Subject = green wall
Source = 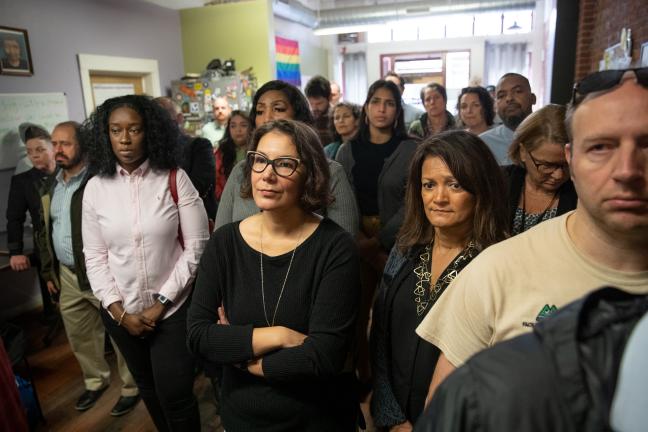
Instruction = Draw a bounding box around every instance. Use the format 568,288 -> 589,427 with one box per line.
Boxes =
180,0 -> 273,84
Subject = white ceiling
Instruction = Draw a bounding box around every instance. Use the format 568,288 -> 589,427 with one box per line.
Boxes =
140,0 -> 435,11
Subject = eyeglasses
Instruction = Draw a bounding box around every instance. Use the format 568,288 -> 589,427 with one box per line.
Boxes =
570,67 -> 648,106
246,151 -> 301,178
527,151 -> 569,176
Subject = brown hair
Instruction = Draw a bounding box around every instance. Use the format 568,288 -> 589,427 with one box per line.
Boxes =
508,104 -> 568,165
240,119 -> 333,212
398,130 -> 509,252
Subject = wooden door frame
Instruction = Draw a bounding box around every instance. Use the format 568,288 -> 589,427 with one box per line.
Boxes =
77,53 -> 161,117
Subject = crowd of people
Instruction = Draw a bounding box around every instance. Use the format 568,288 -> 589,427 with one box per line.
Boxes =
4,66 -> 648,431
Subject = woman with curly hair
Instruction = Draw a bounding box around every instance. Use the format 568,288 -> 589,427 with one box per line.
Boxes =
188,119 -> 360,431
81,94 -> 209,431
214,110 -> 251,201
456,86 -> 494,136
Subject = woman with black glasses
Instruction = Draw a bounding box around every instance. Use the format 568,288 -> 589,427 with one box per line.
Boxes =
188,120 -> 360,431
504,104 -> 577,235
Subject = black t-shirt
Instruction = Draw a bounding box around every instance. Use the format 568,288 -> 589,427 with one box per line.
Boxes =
188,218 -> 361,431
351,136 -> 400,216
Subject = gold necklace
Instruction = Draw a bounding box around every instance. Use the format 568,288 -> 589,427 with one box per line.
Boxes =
259,221 -> 304,327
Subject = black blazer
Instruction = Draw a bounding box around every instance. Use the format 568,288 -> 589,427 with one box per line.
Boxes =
503,164 -> 578,230
6,167 -> 55,255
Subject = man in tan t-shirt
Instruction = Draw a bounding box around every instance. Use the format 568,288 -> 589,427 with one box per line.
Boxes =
416,70 -> 648,404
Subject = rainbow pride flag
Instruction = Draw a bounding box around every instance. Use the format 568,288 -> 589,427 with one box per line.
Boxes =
275,36 -> 301,86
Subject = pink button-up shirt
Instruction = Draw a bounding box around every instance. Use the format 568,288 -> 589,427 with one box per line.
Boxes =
82,161 -> 209,319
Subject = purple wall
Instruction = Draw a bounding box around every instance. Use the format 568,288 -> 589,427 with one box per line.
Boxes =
0,0 -> 185,121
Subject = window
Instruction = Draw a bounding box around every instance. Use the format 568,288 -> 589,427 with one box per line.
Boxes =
503,10 -> 533,34
474,12 -> 503,36
444,14 -> 474,38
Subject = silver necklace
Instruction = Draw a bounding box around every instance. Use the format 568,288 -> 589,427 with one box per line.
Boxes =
259,221 -> 303,327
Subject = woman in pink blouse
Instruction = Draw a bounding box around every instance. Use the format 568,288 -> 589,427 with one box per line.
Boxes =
81,95 -> 209,431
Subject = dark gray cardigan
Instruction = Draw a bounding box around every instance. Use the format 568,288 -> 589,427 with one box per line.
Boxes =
336,138 -> 418,251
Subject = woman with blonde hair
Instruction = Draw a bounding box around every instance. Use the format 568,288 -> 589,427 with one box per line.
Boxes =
505,104 -> 577,235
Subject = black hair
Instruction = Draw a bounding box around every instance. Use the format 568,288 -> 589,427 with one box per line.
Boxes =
354,79 -> 407,144
249,80 -> 314,127
305,75 -> 332,100
82,94 -> 180,176
420,83 -> 447,104
498,73 -> 531,91
218,110 -> 251,177
456,86 -> 495,127
24,125 -> 50,142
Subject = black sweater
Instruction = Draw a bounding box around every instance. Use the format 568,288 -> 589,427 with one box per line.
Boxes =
187,218 -> 361,431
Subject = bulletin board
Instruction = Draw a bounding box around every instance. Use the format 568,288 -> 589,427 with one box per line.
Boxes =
0,92 -> 69,171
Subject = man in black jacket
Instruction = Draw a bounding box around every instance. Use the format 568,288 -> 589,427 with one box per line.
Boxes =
415,287 -> 648,432
155,96 -> 216,219
5,123 -> 57,319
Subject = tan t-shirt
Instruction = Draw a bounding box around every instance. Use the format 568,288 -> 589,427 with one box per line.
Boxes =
416,211 -> 648,367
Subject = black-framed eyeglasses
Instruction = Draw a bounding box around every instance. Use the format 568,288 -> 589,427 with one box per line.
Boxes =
246,151 -> 301,178
570,67 -> 648,107
527,151 -> 569,176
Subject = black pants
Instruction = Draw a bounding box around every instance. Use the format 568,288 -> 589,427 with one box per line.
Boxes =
101,301 -> 200,432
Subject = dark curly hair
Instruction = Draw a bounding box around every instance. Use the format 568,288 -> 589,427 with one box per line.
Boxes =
218,110 -> 251,177
398,130 -> 509,252
83,95 -> 181,176
249,80 -> 314,128
456,86 -> 495,127
240,119 -> 333,212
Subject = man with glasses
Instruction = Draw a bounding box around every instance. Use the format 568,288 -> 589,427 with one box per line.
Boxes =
480,73 -> 536,164
415,68 -> 648,407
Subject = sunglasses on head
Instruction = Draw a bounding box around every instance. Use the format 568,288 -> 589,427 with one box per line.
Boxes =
571,67 -> 648,106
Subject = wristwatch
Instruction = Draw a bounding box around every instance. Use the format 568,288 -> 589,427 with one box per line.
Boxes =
156,294 -> 173,307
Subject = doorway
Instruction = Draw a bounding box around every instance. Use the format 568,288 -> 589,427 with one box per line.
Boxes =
78,54 -> 161,117
90,73 -> 144,108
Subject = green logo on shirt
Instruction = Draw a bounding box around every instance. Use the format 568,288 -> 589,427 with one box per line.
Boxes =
522,304 -> 558,327
536,304 -> 558,321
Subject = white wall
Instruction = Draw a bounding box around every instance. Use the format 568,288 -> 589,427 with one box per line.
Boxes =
272,16 -> 330,85
327,0 -> 548,107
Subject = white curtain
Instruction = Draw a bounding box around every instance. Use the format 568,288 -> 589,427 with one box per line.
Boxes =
484,42 -> 529,87
343,52 -> 368,105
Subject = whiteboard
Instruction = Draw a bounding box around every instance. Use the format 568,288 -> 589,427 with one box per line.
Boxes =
0,92 -> 69,171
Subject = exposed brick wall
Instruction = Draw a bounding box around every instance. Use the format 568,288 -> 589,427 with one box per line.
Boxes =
574,0 -> 648,80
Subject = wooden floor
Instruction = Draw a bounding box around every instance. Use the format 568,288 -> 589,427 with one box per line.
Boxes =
14,309 -> 375,432
13,310 -> 222,432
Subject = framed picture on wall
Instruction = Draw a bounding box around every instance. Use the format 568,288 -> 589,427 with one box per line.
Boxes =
0,26 -> 33,76
641,42 -> 648,67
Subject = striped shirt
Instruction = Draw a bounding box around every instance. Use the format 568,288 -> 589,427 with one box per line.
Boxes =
51,167 -> 87,267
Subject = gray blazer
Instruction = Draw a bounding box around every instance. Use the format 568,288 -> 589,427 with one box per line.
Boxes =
214,159 -> 359,236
